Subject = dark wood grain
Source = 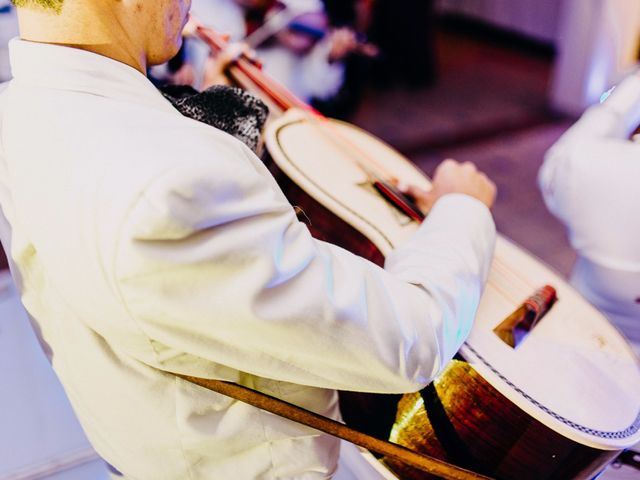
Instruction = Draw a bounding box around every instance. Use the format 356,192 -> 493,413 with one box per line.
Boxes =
267,159 -> 386,268
386,361 -> 619,480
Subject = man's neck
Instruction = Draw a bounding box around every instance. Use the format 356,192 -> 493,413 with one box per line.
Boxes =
16,4 -> 147,74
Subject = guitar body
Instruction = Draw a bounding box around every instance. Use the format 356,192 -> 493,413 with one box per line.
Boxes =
263,109 -> 640,479
387,361 -> 620,479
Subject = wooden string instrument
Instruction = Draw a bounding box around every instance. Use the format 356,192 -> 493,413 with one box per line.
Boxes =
193,24 -> 640,480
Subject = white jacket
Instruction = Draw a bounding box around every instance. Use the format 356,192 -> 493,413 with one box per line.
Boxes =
539,72 -> 640,347
0,39 -> 495,479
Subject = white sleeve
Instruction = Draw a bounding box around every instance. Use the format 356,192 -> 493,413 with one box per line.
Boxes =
115,143 -> 495,394
298,37 -> 345,100
538,72 -> 640,267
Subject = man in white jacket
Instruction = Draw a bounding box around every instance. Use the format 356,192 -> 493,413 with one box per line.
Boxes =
539,72 -> 640,355
0,1 -> 496,478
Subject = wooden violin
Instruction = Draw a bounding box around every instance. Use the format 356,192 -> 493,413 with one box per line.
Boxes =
193,24 -> 640,480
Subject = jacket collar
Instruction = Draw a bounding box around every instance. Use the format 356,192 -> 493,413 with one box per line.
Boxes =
9,38 -> 177,114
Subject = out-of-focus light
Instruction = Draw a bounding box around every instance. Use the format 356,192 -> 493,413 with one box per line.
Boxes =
600,86 -> 616,103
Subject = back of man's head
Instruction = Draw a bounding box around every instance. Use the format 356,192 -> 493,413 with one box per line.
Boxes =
11,1 -> 64,12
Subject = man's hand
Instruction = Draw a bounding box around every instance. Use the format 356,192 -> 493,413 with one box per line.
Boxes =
327,28 -> 359,63
398,159 -> 497,212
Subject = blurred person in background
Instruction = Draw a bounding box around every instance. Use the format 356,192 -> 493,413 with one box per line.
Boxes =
315,0 -> 376,117
159,0 -> 361,110
539,71 -> 640,355
0,0 -> 19,83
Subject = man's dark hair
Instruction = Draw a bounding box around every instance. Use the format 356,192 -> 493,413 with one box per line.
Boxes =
11,0 -> 64,11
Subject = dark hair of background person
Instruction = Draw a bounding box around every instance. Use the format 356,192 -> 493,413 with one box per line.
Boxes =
368,0 -> 437,88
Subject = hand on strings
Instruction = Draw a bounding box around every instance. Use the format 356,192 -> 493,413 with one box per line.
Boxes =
327,28 -> 360,63
398,159 -> 497,212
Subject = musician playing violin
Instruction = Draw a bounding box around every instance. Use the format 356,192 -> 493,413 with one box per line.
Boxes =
0,0 -> 496,478
169,0 -> 363,104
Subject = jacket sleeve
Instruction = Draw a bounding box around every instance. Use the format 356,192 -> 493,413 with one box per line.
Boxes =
114,138 -> 495,394
538,72 -> 640,267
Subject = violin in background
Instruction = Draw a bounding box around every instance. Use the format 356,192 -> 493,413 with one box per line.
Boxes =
172,0 -> 376,117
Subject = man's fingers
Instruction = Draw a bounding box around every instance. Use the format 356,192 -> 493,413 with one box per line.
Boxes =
395,182 -> 435,213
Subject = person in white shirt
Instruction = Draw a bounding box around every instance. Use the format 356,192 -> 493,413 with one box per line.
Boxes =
169,0 -> 357,102
539,71 -> 640,355
0,1 -> 496,478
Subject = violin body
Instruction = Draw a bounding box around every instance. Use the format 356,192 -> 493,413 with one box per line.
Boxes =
263,110 -> 640,480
